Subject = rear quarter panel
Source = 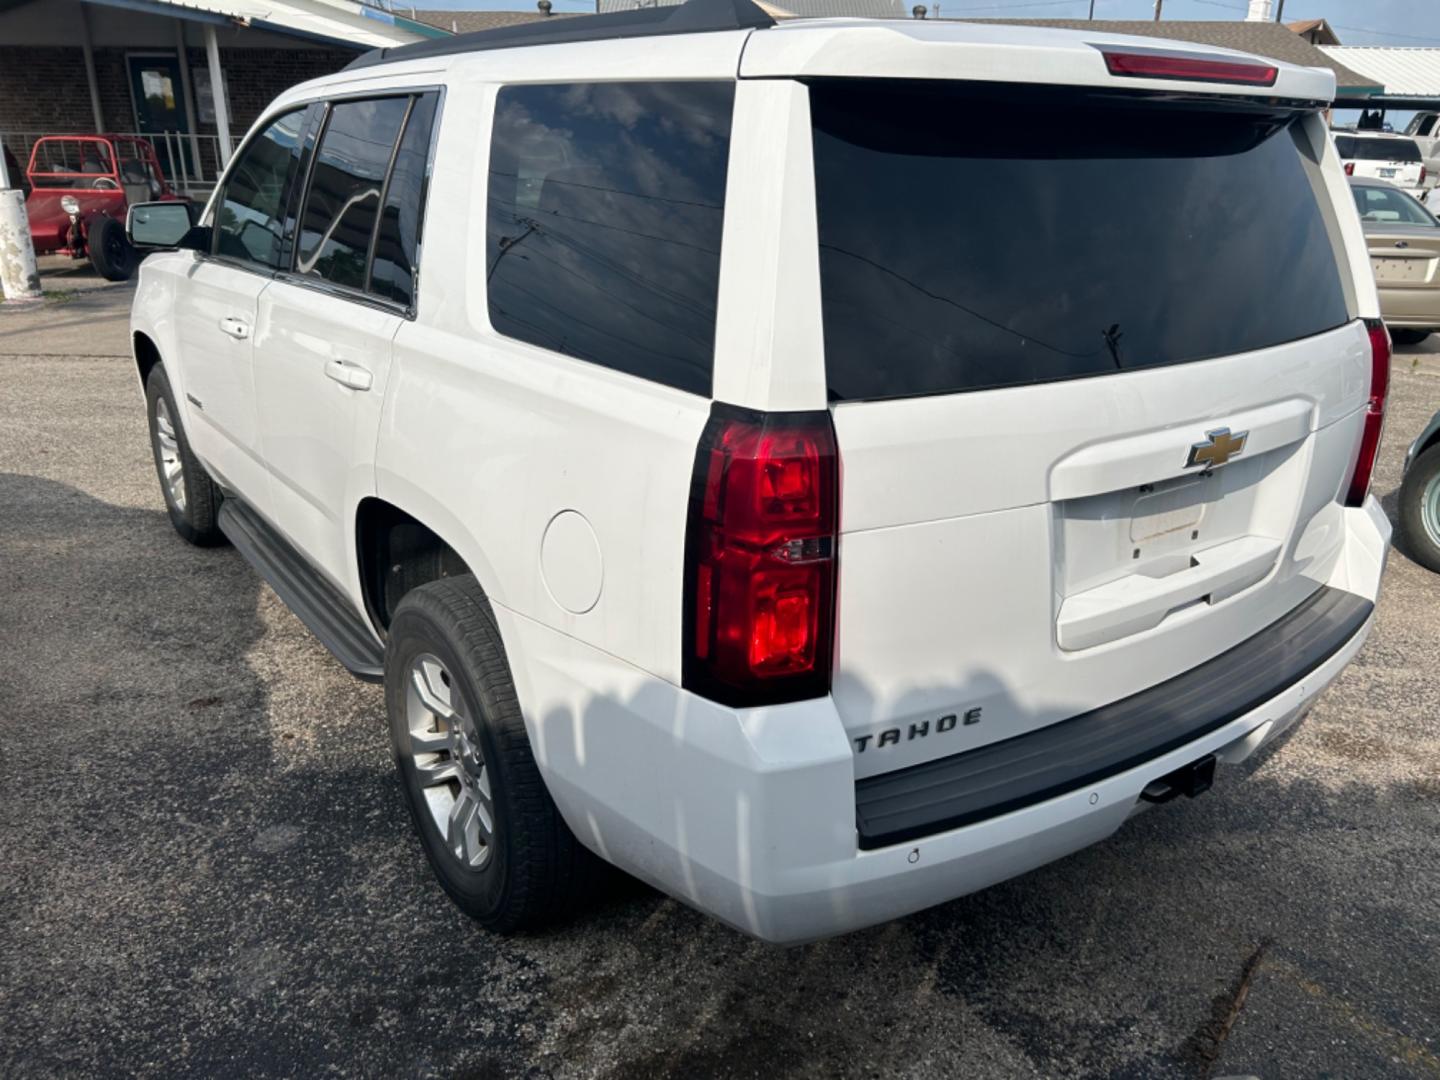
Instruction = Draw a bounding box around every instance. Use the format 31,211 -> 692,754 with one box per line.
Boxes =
376,58 -> 744,685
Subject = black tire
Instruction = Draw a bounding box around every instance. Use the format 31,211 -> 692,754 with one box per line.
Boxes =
87,214 -> 136,281
385,575 -> 602,932
1390,329 -> 1431,346
1399,444 -> 1440,574
145,364 -> 226,546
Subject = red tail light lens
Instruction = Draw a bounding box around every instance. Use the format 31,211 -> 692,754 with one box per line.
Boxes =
684,406 -> 838,706
1100,48 -> 1278,87
1345,319 -> 1391,507
1344,161 -> 1356,176
1422,166 -> 1429,186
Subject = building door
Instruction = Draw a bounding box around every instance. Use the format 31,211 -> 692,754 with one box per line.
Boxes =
126,54 -> 193,181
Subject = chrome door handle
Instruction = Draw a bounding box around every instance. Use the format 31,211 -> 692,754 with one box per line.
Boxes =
218,316 -> 250,341
324,359 -> 373,392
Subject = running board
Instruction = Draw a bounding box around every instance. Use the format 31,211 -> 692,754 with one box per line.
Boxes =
218,500 -> 385,682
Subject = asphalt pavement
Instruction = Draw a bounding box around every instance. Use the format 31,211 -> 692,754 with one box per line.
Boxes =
1,267 -> 1438,1078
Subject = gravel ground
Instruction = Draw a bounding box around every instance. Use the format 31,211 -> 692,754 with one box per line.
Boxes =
1,276 -> 1438,1079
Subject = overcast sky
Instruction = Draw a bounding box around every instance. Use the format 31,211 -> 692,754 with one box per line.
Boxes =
411,0 -> 1439,43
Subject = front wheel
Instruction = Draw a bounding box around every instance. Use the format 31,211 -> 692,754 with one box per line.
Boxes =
385,575 -> 602,932
1390,329 -> 1431,347
145,363 -> 225,546
87,214 -> 136,281
1399,444 -> 1440,574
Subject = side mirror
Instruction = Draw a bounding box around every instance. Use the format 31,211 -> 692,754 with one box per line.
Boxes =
127,201 -> 205,251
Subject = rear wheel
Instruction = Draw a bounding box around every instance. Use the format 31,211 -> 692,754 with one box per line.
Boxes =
1390,329 -> 1431,346
385,575 -> 601,932
145,363 -> 225,546
87,214 -> 135,281
1399,444 -> 1440,573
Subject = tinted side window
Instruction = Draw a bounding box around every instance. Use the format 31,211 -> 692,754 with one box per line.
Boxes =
370,92 -> 439,307
215,109 -> 306,268
297,97 -> 409,289
486,81 -> 734,396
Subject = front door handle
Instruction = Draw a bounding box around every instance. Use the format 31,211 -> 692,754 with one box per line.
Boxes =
324,359 -> 373,392
218,316 -> 250,341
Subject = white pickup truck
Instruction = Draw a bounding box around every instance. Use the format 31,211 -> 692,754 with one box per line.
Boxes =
1403,112 -> 1440,194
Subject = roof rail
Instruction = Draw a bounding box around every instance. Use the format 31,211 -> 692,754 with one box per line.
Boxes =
344,0 -> 775,71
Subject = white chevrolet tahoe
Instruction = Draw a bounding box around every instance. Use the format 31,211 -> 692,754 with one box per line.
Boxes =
125,0 -> 1393,944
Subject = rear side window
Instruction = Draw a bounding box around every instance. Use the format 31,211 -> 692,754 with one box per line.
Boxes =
215,109 -> 306,268
1336,136 -> 1423,162
297,97 -> 410,289
370,94 -> 439,306
811,82 -> 1350,401
486,81 -> 735,397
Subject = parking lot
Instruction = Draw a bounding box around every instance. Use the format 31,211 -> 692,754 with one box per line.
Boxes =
1,271 -> 1438,1079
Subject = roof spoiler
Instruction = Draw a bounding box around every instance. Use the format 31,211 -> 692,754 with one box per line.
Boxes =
344,0 -> 776,71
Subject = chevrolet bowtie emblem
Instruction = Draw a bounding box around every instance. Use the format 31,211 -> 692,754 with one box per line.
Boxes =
1186,427 -> 1248,469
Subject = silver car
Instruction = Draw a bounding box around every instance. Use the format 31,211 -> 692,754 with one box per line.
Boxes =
1401,412 -> 1440,573
1350,178 -> 1440,346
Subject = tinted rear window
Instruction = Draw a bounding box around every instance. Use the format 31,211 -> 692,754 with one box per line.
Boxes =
812,82 -> 1350,401
1335,135 -> 1422,162
486,81 -> 734,397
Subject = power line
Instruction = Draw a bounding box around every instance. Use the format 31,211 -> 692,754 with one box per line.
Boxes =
942,0 -> 1089,12
1298,21 -> 1440,45
1192,0 -> 1440,44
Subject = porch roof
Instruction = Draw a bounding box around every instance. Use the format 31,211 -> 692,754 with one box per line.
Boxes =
66,0 -> 444,49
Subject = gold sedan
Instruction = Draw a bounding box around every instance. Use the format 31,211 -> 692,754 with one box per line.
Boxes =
1351,179 -> 1440,346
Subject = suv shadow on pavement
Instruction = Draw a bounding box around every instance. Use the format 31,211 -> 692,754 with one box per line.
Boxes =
2,472 -> 1435,1079
0,472 -> 386,1075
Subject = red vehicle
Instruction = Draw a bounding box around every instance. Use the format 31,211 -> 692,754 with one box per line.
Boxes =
25,135 -> 185,281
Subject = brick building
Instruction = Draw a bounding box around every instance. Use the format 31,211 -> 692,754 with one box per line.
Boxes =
0,0 -> 443,192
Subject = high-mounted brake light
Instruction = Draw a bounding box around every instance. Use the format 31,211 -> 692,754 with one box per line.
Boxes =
1345,319 -> 1391,508
1100,48 -> 1279,87
683,406 -> 839,707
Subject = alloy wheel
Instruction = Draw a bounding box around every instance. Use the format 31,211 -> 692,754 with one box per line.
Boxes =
1423,473 -> 1440,548
153,397 -> 186,512
405,653 -> 495,870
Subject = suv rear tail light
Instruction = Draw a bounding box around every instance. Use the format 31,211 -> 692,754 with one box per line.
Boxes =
1422,165 -> 1429,186
1099,48 -> 1278,87
683,406 -> 839,707
1344,161 -> 1356,176
1345,319 -> 1391,507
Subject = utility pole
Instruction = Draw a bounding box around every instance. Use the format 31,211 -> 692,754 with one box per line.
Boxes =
1153,0 -> 1163,20
0,136 -> 42,303
1088,0 -> 1095,17
1274,0 -> 1285,21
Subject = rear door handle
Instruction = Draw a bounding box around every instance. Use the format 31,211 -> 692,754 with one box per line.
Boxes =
324,359 -> 373,392
218,316 -> 250,341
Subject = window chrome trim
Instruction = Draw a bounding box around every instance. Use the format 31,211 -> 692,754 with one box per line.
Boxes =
407,86 -> 447,320
270,270 -> 413,318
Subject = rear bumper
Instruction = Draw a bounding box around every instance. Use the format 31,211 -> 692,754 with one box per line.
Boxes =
855,583 -> 1371,850
1377,284 -> 1440,329
502,498 -> 1390,944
